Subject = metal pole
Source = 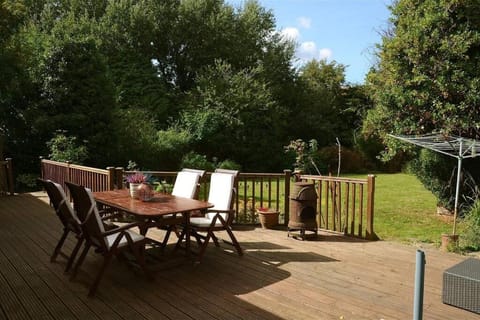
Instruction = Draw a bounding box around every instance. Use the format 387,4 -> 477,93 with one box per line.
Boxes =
452,139 -> 463,235
413,250 -> 425,320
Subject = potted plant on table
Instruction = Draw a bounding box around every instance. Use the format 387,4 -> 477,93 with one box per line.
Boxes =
126,172 -> 148,199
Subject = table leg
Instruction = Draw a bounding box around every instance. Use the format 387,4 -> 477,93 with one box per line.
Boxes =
183,212 -> 190,257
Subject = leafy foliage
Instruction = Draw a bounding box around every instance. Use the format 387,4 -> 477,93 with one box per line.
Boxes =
181,152 -> 215,172
217,159 -> 241,171
405,149 -> 456,208
460,200 -> 480,251
365,0 -> 480,145
180,59 -> 284,171
1,0 -> 372,176
284,139 -> 319,174
47,132 -> 88,164
364,0 -> 480,206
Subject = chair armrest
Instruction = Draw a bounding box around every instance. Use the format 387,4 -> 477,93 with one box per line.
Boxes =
207,209 -> 231,214
101,221 -> 141,236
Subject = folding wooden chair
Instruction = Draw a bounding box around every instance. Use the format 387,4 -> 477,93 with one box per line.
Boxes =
177,169 -> 243,263
38,178 -> 83,272
171,169 -> 205,199
65,181 -> 151,296
159,169 -> 206,248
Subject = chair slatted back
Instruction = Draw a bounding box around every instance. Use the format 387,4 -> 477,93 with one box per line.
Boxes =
66,182 -> 108,250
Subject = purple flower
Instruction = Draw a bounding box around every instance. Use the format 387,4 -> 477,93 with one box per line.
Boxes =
126,172 -> 147,184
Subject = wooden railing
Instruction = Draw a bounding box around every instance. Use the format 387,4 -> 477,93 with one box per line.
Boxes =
298,174 -> 378,240
40,159 -> 376,240
0,158 -> 14,195
40,159 -> 121,193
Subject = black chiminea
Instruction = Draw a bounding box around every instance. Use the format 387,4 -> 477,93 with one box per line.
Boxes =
288,182 -> 318,240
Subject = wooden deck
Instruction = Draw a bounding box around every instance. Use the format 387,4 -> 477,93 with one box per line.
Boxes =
0,193 -> 478,320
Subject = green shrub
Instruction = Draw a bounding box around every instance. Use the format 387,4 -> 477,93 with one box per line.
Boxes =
317,145 -> 370,174
16,173 -> 39,192
460,201 -> 480,251
181,152 -> 215,172
284,139 -> 320,174
47,132 -> 88,164
406,149 -> 480,215
406,149 -> 456,210
154,128 -> 193,170
217,159 -> 241,171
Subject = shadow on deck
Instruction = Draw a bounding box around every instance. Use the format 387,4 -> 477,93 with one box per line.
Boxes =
0,193 -> 478,320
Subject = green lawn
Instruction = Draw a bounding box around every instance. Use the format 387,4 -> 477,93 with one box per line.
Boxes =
367,173 -> 453,244
233,172 -> 454,245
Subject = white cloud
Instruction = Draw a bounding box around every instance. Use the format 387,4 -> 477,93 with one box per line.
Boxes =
298,17 -> 311,29
298,41 -> 317,57
319,48 -> 333,60
280,27 -> 300,41
298,41 -> 318,60
297,42 -> 333,62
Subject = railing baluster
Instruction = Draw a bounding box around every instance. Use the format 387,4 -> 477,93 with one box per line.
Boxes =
359,184 -> 364,237
326,180 -> 330,230
344,182 -> 349,235
243,178 -> 248,222
350,183 -> 357,236
259,176 -> 264,209
317,180 -> 322,229
251,177 -> 256,221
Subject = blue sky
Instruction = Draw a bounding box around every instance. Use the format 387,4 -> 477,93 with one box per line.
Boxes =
227,0 -> 393,84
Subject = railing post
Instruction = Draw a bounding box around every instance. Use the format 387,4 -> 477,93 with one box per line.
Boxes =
115,167 -> 124,189
106,167 -> 115,190
66,161 -> 72,187
284,169 -> 291,226
39,156 -> 45,180
366,174 -> 378,240
6,158 -> 14,195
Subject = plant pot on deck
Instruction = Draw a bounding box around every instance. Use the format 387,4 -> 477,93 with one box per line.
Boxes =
257,209 -> 279,229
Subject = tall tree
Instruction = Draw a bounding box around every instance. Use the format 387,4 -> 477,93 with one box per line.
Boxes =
364,0 -> 480,158
0,0 -> 25,138
180,60 -> 283,171
19,4 -> 117,167
294,60 -> 350,146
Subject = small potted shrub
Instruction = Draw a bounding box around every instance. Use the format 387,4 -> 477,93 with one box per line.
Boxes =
126,172 -> 147,199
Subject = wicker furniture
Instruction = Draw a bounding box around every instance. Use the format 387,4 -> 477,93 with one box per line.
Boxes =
443,258 -> 480,314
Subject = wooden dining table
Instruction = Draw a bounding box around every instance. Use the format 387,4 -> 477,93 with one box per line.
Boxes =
93,189 -> 213,257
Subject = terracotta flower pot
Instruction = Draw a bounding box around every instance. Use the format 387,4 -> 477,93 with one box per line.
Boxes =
257,209 -> 279,229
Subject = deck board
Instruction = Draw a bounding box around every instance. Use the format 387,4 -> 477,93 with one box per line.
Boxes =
0,193 -> 479,320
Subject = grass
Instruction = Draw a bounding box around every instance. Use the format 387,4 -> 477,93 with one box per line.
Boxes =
233,172 -> 453,245
364,173 -> 453,245
200,171 -> 454,245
